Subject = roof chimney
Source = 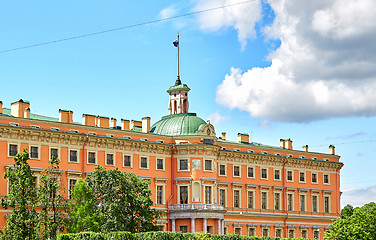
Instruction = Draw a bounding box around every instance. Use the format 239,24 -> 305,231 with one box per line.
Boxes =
221,132 -> 226,140
0,101 -> 3,114
110,118 -> 117,128
131,120 -> 142,131
121,119 -> 130,131
82,114 -> 96,126
97,116 -> 109,128
237,133 -> 249,144
24,107 -> 30,118
280,139 -> 286,148
142,117 -> 151,133
303,145 -> 308,152
59,109 -> 73,123
286,138 -> 293,150
329,145 -> 335,155
11,99 -> 30,118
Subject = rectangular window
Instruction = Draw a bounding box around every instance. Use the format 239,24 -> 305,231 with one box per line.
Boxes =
313,230 -> 320,239
301,230 -> 308,238
180,186 -> 188,204
287,170 -> 293,181
247,167 -> 254,178
312,173 -> 317,183
68,178 -> 77,199
262,229 -> 269,237
205,186 -> 212,204
276,229 -> 282,238
69,150 -> 78,163
287,193 -> 293,211
233,166 -> 240,177
261,168 -> 268,179
234,227 -> 241,235
275,193 -> 280,210
233,190 -> 240,208
123,155 -> 131,167
9,144 -> 18,157
106,154 -> 114,166
219,189 -> 226,206
51,148 -> 59,159
324,196 -> 330,213
88,152 -> 96,164
299,172 -> 305,182
248,191 -> 254,209
288,229 -> 295,238
300,195 -> 306,212
219,164 -> 226,176
140,157 -> 148,168
30,146 -> 38,159
157,159 -> 164,170
261,192 -> 267,209
274,169 -> 280,180
324,174 -> 329,184
204,160 -> 212,171
180,226 -> 187,233
157,185 -> 163,204
248,228 -> 255,236
312,195 -> 318,212
180,159 -> 188,170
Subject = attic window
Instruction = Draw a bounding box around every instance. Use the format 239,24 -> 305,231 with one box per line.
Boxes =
51,127 -> 59,131
299,155 -> 305,159
311,157 -> 317,160
9,122 -> 19,127
156,140 -> 164,143
324,158 -> 329,161
70,129 -> 79,133
106,134 -> 114,137
274,153 -> 280,156
287,154 -> 293,157
247,150 -> 254,153
234,148 -> 240,152
140,138 -> 148,142
123,136 -> 131,140
261,151 -> 267,155
221,147 -> 226,150
88,132 -> 97,136
30,125 -> 40,129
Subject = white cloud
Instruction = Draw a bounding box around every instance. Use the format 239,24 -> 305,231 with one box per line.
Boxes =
216,0 -> 376,122
159,6 -> 178,19
206,111 -> 230,124
341,185 -> 376,207
193,0 -> 262,49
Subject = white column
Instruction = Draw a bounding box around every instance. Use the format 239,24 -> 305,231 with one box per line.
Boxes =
203,218 -> 207,233
191,218 -> 195,233
171,219 -> 176,232
217,219 -> 221,234
222,219 -> 225,235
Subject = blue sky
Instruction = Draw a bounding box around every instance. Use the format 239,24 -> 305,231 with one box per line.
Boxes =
1,0 -> 375,207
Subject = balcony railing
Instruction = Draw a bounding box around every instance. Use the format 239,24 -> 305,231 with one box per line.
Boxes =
169,204 -> 224,211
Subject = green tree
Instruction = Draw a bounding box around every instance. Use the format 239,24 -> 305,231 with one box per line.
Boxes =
87,166 -> 160,233
325,202 -> 376,240
66,178 -> 101,233
38,156 -> 68,239
341,204 -> 354,219
0,149 -> 39,240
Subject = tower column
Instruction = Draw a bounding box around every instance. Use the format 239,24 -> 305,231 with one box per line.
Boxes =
171,219 -> 176,232
203,218 -> 207,233
191,218 -> 195,233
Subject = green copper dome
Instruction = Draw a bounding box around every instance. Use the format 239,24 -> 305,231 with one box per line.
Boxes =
150,113 -> 206,136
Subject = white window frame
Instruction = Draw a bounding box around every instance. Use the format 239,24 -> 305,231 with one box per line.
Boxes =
87,150 -> 97,165
177,184 -> 190,204
218,188 -> 227,207
312,194 -> 319,213
178,158 -> 190,172
275,228 -> 283,238
233,189 -> 242,208
311,172 -> 318,184
105,152 -> 116,166
156,157 -> 165,171
274,192 -> 281,210
8,143 -> 20,158
155,184 -> 166,205
324,195 -> 331,213
323,173 -> 330,185
204,159 -> 213,172
123,154 -> 133,168
261,168 -> 268,180
287,170 -> 294,182
248,227 -> 256,236
203,184 -> 214,204
233,165 -> 241,178
247,166 -> 255,179
29,144 -> 41,160
299,171 -> 306,183
219,163 -> 227,176
261,190 -> 269,210
49,147 -> 60,160
274,169 -> 281,181
287,192 -> 294,211
247,189 -> 255,209
68,148 -> 80,163
139,156 -> 149,169
68,177 -> 79,200
299,193 -> 307,212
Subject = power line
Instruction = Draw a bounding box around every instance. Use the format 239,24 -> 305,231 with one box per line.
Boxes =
0,0 -> 257,54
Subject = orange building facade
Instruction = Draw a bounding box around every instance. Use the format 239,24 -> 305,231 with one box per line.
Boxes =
0,79 -> 342,239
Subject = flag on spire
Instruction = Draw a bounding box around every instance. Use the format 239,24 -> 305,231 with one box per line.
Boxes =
173,38 -> 179,47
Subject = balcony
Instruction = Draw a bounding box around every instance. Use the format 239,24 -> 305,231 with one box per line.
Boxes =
169,204 -> 224,211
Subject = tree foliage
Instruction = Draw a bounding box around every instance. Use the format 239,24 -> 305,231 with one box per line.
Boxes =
0,149 -> 39,240
341,204 -> 354,219
38,156 -> 68,239
324,202 -> 376,240
75,166 -> 161,233
67,178 -> 102,233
